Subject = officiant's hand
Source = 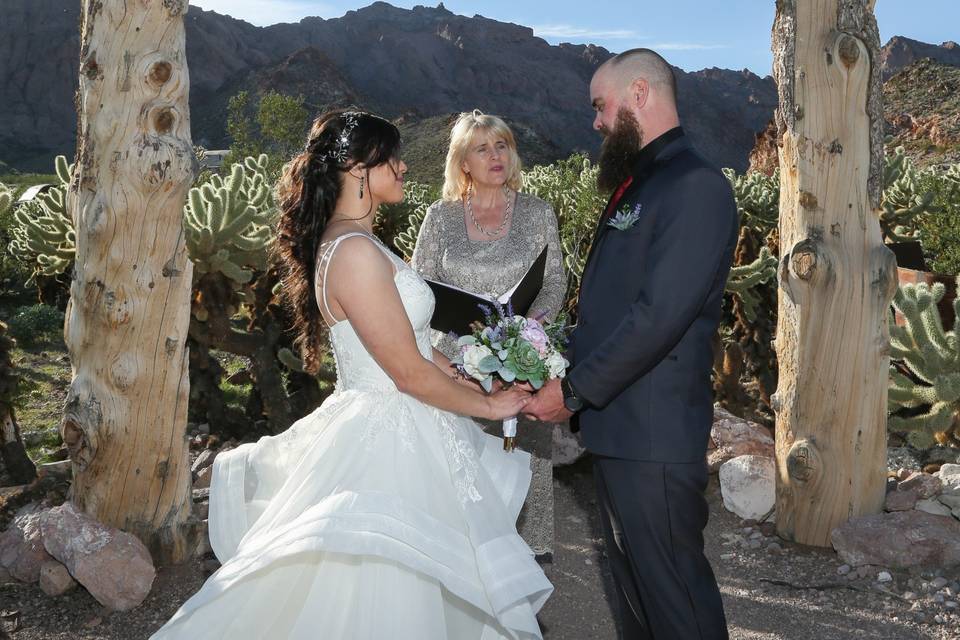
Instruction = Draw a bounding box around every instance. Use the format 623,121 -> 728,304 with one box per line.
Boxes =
523,378 -> 572,423
485,386 -> 532,420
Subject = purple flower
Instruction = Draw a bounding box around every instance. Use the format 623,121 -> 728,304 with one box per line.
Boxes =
520,318 -> 550,355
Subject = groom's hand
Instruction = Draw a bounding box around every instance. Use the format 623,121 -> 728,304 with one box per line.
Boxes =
523,378 -> 572,423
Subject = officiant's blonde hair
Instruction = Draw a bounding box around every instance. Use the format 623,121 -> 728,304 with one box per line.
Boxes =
443,110 -> 523,201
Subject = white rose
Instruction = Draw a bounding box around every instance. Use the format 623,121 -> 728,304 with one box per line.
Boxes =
462,345 -> 494,382
546,351 -> 568,379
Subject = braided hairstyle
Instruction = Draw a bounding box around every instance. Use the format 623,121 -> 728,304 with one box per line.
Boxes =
276,109 -> 401,374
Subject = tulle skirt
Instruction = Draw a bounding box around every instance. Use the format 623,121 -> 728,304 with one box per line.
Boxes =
151,388 -> 553,639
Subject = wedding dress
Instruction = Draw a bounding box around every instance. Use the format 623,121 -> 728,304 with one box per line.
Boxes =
151,232 -> 552,639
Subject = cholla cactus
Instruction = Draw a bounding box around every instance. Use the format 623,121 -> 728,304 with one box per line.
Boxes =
723,167 -> 779,233
725,247 -> 778,322
0,184 -> 12,212
184,154 -> 276,284
523,154 -> 606,294
389,181 -> 437,261
9,155 -> 77,281
888,277 -> 960,449
881,146 -> 939,244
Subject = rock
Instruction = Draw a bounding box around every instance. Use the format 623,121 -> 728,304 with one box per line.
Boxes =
916,498 -> 953,517
885,488 -> 919,512
39,502 -> 155,611
193,465 -> 213,490
838,564 -> 852,575
936,464 -> 960,493
0,566 -> 11,583
194,501 -> 209,521
937,494 -> 960,510
0,504 -> 54,583
878,571 -> 893,583
904,591 -> 919,600
192,488 -> 210,502
38,560 -> 76,596
931,576 -> 949,590
708,408 -> 774,472
552,423 -> 586,466
190,449 -> 219,476
899,472 -> 943,499
194,519 -> 212,558
719,455 -> 775,521
36,460 -> 72,482
831,511 -> 960,570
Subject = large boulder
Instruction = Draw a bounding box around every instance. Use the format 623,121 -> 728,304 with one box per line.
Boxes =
708,407 -> 774,472
831,511 -> 960,569
936,464 -> 960,495
719,455 -> 775,521
40,502 -> 156,611
0,504 -> 54,583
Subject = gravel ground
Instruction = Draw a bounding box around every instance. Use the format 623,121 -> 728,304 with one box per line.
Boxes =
2,455 -> 959,640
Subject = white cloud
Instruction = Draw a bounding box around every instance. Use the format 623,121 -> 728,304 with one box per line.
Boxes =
644,42 -> 728,51
190,0 -> 335,26
533,24 -> 641,40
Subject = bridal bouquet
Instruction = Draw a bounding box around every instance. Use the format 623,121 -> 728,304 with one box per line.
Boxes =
453,304 -> 569,451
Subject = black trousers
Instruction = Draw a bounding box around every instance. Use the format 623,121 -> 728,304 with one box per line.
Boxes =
594,456 -> 728,640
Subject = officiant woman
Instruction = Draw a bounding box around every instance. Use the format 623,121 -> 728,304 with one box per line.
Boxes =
412,109 -> 567,559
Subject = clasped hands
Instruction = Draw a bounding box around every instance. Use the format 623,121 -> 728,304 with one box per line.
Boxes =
491,378 -> 573,424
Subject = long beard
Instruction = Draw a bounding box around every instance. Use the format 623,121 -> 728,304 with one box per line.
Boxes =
597,108 -> 644,193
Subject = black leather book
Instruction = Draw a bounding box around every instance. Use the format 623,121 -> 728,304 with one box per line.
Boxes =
424,246 -> 548,336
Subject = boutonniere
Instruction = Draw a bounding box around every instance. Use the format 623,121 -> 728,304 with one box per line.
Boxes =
607,203 -> 643,231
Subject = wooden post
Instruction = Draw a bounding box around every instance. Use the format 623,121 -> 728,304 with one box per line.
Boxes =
63,0 -> 198,564
771,0 -> 897,547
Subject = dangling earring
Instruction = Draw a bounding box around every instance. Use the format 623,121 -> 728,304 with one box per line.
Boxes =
359,176 -> 365,199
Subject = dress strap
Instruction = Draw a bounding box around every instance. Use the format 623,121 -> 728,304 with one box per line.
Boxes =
315,232 -> 398,326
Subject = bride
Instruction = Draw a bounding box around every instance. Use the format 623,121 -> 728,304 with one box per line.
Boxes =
151,110 -> 553,639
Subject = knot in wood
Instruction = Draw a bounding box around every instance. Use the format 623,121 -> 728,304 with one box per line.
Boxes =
786,439 -> 820,484
799,190 -> 818,210
791,249 -> 817,280
838,35 -> 860,68
154,108 -> 175,134
149,61 -> 172,86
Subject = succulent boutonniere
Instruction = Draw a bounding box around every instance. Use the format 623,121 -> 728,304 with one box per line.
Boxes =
607,203 -> 643,231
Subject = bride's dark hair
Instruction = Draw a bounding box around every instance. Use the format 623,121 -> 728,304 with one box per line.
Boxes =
276,109 -> 401,374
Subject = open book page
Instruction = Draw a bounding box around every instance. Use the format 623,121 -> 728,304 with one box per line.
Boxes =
424,246 -> 548,335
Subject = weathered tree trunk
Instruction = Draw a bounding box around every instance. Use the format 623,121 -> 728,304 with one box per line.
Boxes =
63,0 -> 198,564
771,0 -> 897,547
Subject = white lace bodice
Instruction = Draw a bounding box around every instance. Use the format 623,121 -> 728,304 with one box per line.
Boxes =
316,233 -> 437,393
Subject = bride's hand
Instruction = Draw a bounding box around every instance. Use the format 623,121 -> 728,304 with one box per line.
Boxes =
484,386 -> 532,420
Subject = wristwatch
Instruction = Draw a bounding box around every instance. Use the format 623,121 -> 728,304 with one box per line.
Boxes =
561,377 -> 585,413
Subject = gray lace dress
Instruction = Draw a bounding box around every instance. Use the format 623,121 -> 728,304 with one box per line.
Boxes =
411,192 -> 567,558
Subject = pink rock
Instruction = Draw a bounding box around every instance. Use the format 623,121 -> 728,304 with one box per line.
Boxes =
884,488 -> 919,512
40,502 -> 155,611
899,472 -> 943,499
0,504 -> 54,583
831,511 -> 960,569
39,560 -> 76,596
190,448 -> 219,476
708,407 -> 775,472
193,465 -> 213,490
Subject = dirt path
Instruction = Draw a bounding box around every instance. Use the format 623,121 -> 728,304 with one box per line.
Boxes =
2,456 -> 959,639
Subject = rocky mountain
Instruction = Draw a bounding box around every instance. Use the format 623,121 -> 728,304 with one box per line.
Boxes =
880,36 -> 960,79
884,59 -> 960,168
6,1 -> 947,179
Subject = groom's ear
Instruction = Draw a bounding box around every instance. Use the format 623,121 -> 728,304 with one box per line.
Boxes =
630,78 -> 649,109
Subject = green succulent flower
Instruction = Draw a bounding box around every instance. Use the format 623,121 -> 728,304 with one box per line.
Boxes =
505,342 -> 548,388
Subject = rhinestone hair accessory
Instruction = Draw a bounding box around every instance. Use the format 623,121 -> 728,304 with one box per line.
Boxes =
316,111 -> 361,164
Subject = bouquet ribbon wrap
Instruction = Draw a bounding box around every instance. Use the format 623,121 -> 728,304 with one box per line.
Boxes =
503,416 -> 518,452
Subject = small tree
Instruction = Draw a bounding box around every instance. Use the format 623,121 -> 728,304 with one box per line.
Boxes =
257,91 -> 309,162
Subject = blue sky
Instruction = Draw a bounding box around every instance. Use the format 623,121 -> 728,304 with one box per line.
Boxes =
190,0 -> 958,76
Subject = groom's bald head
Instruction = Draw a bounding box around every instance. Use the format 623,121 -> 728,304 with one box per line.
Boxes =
599,48 -> 677,106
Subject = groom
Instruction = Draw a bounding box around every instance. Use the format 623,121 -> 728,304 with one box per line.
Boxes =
524,48 -> 737,639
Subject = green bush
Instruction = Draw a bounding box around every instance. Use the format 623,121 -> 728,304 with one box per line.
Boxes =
6,304 -> 65,348
917,164 -> 960,275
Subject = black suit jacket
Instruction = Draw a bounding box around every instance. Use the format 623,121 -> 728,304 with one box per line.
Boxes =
566,130 -> 738,463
